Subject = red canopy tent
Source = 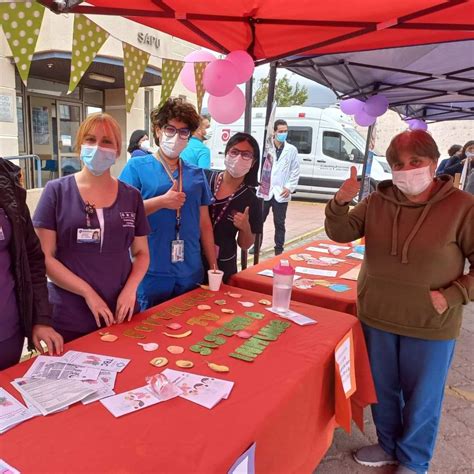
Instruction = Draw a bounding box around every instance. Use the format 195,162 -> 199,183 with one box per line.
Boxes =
41,0 -> 474,62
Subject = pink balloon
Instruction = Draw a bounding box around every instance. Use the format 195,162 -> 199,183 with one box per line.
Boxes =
203,59 -> 238,97
208,87 -> 246,124
226,50 -> 255,84
364,94 -> 389,117
340,98 -> 364,115
354,110 -> 376,127
180,50 -> 216,93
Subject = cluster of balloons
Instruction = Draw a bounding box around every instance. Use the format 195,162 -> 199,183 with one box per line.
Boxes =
180,50 -> 255,124
405,118 -> 428,131
340,94 -> 389,126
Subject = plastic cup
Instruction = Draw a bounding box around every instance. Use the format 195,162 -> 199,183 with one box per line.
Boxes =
208,269 -> 224,291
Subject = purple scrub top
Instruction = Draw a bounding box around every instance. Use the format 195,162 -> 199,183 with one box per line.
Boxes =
0,208 -> 20,341
32,175 -> 150,335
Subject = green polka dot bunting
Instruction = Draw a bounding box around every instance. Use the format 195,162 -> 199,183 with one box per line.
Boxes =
0,1 -> 45,85
159,59 -> 185,108
194,61 -> 208,114
123,42 -> 150,113
69,15 -> 109,94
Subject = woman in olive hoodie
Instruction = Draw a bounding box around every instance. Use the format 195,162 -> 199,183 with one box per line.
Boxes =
0,158 -> 63,370
325,131 -> 473,474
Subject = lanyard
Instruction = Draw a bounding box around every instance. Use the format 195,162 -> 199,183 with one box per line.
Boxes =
156,153 -> 183,237
210,172 -> 243,228
85,202 -> 96,228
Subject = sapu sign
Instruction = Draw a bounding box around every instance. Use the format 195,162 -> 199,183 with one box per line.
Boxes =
137,32 -> 160,49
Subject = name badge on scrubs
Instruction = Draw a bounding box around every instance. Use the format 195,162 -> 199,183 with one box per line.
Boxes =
171,239 -> 184,263
77,228 -> 101,244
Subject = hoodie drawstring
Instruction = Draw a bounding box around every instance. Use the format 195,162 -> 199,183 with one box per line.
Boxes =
400,203 -> 433,264
391,205 -> 401,256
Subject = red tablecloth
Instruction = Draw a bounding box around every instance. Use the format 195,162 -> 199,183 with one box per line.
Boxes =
0,285 -> 375,474
230,240 -> 361,315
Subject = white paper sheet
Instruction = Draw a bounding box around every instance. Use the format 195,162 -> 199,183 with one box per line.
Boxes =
319,243 -> 351,250
61,350 -> 130,373
0,459 -> 20,474
347,252 -> 364,260
81,370 -> 117,405
295,266 -> 337,277
24,355 -> 101,381
305,246 -> 330,253
265,307 -> 317,326
257,269 -> 301,280
162,369 -> 234,409
11,378 -> 96,416
0,388 -> 40,434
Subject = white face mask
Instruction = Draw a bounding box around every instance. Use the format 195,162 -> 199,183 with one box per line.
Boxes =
159,134 -> 188,159
140,139 -> 151,151
225,154 -> 252,178
392,165 -> 434,196
466,151 -> 474,159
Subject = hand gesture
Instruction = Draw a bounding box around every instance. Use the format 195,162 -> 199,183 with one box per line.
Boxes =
32,325 -> 64,356
84,290 -> 114,327
115,286 -> 137,323
280,187 -> 290,198
163,181 -> 186,210
335,166 -> 360,205
430,291 -> 448,314
231,206 -> 250,231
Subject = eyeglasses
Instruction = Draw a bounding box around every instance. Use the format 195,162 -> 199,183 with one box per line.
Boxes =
162,124 -> 191,140
228,148 -> 254,161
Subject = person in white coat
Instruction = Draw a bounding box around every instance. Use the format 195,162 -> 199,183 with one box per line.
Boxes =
257,119 -> 300,255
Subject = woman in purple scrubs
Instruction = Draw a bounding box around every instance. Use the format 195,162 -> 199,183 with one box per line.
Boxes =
33,113 -> 150,342
0,158 -> 63,370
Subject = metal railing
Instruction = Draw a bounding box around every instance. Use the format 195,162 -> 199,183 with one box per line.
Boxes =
3,154 -> 43,189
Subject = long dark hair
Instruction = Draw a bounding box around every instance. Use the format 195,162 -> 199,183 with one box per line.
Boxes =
224,133 -> 260,187
127,129 -> 147,154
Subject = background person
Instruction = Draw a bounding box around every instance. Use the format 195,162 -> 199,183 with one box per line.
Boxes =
0,158 -> 63,369
34,113 -> 150,342
256,119 -> 300,255
207,132 -> 263,282
127,129 -> 153,158
325,130 -> 473,474
119,99 -> 217,309
436,144 -> 461,176
180,114 -> 212,169
443,140 -> 474,177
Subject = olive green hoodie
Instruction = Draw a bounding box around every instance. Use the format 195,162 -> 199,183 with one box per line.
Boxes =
325,176 -> 474,340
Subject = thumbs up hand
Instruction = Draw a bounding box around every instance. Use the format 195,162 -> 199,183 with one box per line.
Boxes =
163,180 -> 186,210
335,166 -> 361,205
231,206 -> 251,231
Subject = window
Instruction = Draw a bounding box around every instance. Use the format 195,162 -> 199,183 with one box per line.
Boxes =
83,88 -> 104,106
322,131 -> 364,162
27,77 -> 80,99
16,96 -> 26,153
144,89 -> 154,137
287,126 -> 312,154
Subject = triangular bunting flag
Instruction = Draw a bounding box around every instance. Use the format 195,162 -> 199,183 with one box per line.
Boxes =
159,59 -> 185,108
123,43 -> 150,113
194,62 -> 208,114
0,1 -> 45,84
69,15 -> 109,94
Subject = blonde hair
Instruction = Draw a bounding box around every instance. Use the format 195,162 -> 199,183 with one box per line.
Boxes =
75,113 -> 122,156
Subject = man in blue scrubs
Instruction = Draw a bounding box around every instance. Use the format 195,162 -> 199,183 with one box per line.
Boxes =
180,115 -> 211,169
120,99 -> 217,309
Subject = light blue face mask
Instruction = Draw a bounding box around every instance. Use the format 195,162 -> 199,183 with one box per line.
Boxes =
80,145 -> 117,176
276,132 -> 288,142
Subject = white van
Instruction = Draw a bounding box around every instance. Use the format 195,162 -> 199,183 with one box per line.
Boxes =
207,106 -> 392,200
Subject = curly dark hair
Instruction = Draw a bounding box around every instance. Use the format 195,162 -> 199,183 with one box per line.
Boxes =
150,98 -> 200,140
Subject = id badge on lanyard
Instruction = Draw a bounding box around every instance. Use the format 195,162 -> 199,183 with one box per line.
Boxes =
157,155 -> 185,264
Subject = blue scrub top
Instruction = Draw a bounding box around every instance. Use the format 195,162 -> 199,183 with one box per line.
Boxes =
180,137 -> 211,169
119,154 -> 212,277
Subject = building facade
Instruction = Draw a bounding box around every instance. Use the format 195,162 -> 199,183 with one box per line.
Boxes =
0,7 -> 198,186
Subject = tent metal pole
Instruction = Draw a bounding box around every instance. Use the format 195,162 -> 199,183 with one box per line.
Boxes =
240,76 -> 254,270
253,61 -> 277,265
358,124 -> 375,202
